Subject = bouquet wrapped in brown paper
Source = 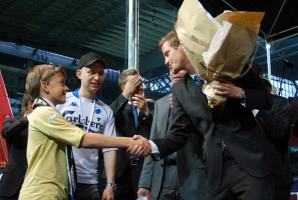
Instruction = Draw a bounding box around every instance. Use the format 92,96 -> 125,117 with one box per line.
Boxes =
175,0 -> 264,108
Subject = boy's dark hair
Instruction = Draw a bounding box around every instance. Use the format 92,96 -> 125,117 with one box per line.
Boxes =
25,64 -> 66,99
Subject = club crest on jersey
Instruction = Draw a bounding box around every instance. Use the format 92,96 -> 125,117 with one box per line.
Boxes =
70,102 -> 78,107
95,108 -> 101,114
48,113 -> 57,121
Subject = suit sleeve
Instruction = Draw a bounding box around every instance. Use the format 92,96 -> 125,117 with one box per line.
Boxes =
138,101 -> 159,189
256,96 -> 292,140
153,88 -> 191,158
237,69 -> 271,110
110,94 -> 128,117
2,117 -> 28,142
138,154 -> 155,189
30,107 -> 85,147
138,112 -> 153,139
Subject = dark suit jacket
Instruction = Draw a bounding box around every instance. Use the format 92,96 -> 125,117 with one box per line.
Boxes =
256,94 -> 293,187
153,70 -> 274,191
0,116 -> 28,198
110,94 -> 152,178
139,94 -> 206,200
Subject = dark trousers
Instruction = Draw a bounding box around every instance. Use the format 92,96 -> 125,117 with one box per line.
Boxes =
206,159 -> 274,200
115,163 -> 143,200
274,186 -> 290,200
75,183 -> 101,200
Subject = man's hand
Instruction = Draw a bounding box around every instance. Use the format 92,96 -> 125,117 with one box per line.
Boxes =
137,188 -> 150,199
122,75 -> 142,99
132,94 -> 149,114
127,135 -> 151,156
101,186 -> 113,200
212,79 -> 244,99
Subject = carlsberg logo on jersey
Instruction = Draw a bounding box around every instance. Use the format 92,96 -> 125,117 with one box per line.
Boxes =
61,110 -> 104,131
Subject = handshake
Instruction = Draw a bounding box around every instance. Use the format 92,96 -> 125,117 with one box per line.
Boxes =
127,135 -> 152,157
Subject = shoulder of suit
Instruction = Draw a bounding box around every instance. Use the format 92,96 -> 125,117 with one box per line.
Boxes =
172,74 -> 189,90
157,94 -> 170,103
271,94 -> 289,105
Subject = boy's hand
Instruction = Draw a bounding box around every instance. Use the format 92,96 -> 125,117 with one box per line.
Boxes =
127,135 -> 151,156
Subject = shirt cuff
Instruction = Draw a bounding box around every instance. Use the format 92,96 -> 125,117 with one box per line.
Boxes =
149,140 -> 161,160
102,148 -> 118,153
252,109 -> 259,117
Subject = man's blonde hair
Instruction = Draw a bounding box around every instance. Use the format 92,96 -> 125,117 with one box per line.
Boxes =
118,68 -> 139,87
159,29 -> 180,50
25,64 -> 66,99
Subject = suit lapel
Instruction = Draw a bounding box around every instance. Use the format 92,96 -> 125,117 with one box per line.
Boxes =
125,103 -> 137,134
183,75 -> 213,122
158,95 -> 170,137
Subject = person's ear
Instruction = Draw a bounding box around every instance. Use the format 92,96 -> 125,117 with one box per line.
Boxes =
40,81 -> 49,93
120,83 -> 125,91
76,69 -> 82,79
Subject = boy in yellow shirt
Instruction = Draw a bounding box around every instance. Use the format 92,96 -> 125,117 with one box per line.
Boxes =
19,64 -> 150,200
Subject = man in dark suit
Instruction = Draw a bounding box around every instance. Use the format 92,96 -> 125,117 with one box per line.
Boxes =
110,68 -> 152,200
138,68 -> 194,200
255,78 -> 293,200
0,93 -> 32,200
133,30 -> 274,200
138,42 -> 207,199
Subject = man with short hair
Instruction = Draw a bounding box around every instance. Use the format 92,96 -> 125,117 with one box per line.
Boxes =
133,30 -> 274,200
110,68 -> 152,200
0,93 -> 32,200
58,52 -> 118,200
255,78 -> 293,200
137,32 -> 208,200
137,68 -> 186,200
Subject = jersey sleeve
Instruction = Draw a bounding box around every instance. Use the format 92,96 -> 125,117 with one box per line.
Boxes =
30,107 -> 85,147
102,106 -> 117,153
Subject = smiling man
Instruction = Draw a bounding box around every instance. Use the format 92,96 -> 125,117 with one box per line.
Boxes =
58,52 -> 118,200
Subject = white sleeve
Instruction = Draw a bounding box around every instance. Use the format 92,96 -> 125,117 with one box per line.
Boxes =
102,107 -> 117,153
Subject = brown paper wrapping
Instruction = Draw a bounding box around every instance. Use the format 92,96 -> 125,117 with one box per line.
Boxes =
175,0 -> 217,80
175,0 -> 264,107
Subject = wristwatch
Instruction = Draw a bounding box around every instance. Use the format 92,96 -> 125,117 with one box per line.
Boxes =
106,182 -> 117,191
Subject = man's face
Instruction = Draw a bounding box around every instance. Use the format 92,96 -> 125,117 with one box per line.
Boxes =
161,41 -> 187,73
76,62 -> 105,94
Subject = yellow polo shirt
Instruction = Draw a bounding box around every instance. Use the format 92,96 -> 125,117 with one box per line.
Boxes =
19,106 -> 85,200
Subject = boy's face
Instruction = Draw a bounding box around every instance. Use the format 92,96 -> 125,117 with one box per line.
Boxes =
76,62 -> 105,95
44,72 -> 68,105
